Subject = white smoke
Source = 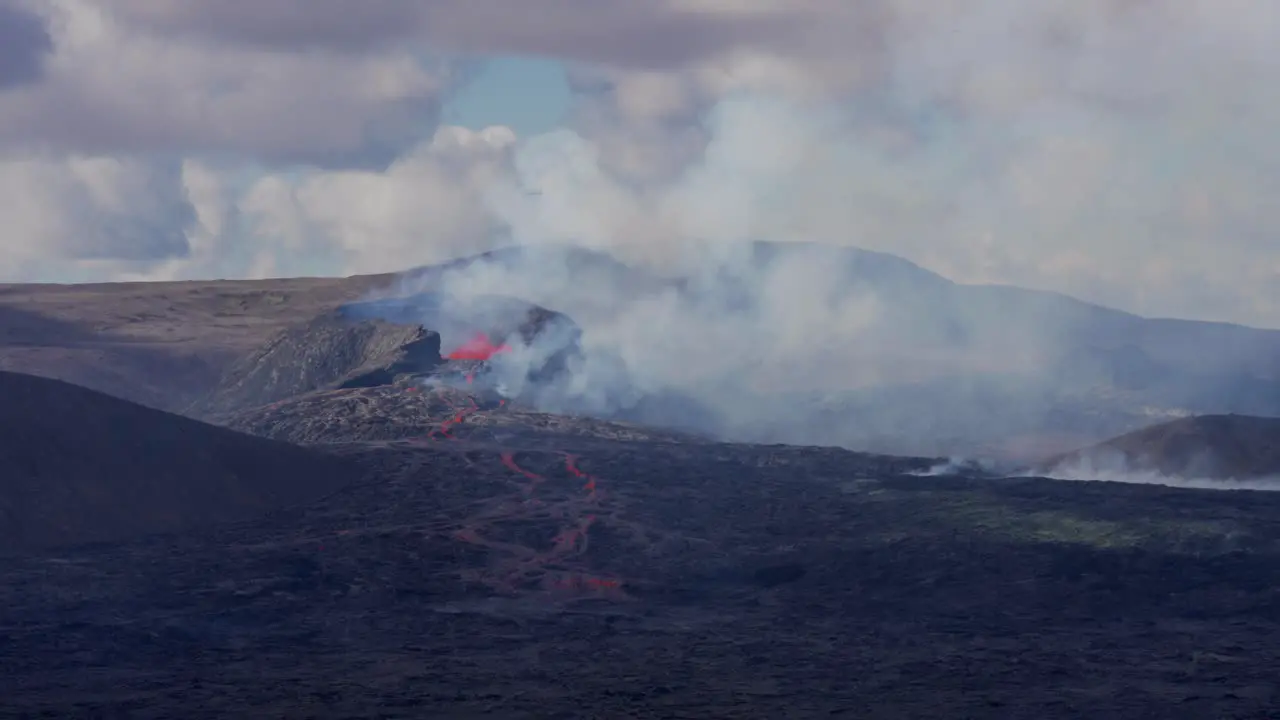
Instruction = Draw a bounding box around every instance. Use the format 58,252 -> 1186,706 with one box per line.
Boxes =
909,447 -> 1280,492
1040,459 -> 1280,493
322,5 -> 1280,458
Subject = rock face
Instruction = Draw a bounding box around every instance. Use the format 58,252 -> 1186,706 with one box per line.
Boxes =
340,292 -> 583,382
191,310 -> 445,419
0,370 -> 361,553
1037,414 -> 1280,480
192,293 -> 587,421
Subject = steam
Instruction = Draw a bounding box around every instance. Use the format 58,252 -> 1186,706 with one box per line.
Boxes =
378,237 -> 1072,457
1037,449 -> 1280,492
365,111 -> 1280,457
366,219 -> 1280,462
912,457 -> 1006,477
339,7 -> 1280,459
907,447 -> 1280,492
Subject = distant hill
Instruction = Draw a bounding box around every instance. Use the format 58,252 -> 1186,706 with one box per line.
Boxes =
0,371 -> 361,553
0,276 -> 390,413
1036,414 -> 1280,480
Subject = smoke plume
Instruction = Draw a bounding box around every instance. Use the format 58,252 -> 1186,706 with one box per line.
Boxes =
328,3 -> 1280,461
1039,450 -> 1280,492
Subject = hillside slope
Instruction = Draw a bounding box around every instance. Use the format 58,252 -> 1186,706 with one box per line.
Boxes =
191,310 -> 444,419
0,276 -> 391,412
1037,414 -> 1280,480
0,371 -> 361,552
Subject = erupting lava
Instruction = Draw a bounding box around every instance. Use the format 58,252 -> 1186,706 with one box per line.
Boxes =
446,332 -> 512,361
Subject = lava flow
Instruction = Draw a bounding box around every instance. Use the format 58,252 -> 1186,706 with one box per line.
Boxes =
426,395 -> 481,439
446,332 -> 511,361
563,453 -> 597,495
407,374 -> 626,599
501,450 -> 546,486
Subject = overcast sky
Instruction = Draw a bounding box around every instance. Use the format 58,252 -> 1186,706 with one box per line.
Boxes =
0,0 -> 1277,327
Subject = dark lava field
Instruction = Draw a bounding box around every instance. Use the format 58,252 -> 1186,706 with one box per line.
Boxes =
2,259 -> 1280,718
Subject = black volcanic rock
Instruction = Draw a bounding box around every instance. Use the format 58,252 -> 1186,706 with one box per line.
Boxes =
5,419 -> 1280,717
224,384 -> 704,446
0,371 -> 360,553
1037,414 -> 1280,480
191,310 -> 444,418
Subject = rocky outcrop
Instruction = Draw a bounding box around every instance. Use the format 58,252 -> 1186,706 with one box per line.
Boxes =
191,310 -> 444,419
192,293 -> 586,420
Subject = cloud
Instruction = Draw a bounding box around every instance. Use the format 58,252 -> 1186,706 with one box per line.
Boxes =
0,153 -> 197,281
0,0 -> 52,89
0,0 -> 463,280
0,0 -> 453,165
510,1 -> 1280,326
211,0 -> 1280,327
105,0 -> 427,53
106,0 -> 804,70
1,0 -> 1278,332
242,125 -> 518,277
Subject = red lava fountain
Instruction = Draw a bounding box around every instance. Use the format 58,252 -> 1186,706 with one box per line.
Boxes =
446,332 -> 512,361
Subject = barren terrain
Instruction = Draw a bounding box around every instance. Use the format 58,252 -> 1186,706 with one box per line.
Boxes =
0,371 -> 361,552
3,376 -> 1280,717
2,254 -> 1280,717
0,275 -> 389,411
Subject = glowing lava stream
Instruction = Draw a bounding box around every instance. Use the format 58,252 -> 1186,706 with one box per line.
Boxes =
410,364 -> 625,598
501,450 -> 546,487
446,332 -> 511,361
426,395 -> 481,439
563,453 -> 597,495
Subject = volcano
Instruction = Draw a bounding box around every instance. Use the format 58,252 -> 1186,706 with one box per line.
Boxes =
339,292 -> 583,386
4,244 -> 1280,717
